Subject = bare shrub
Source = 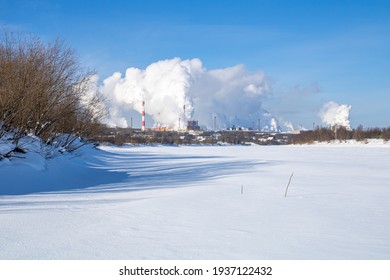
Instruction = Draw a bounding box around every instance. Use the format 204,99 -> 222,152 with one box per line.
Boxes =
0,30 -> 105,151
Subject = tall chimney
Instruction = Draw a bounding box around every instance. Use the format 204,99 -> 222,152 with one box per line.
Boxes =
141,101 -> 145,131
157,112 -> 161,131
183,104 -> 186,131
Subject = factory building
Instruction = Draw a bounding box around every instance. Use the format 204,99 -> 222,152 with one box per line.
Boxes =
187,120 -> 201,131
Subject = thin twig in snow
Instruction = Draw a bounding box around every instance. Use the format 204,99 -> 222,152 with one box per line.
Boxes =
285,172 -> 294,197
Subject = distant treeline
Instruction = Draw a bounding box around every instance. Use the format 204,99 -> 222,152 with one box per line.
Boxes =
289,126 -> 390,144
95,127 -> 290,146
96,126 -> 390,146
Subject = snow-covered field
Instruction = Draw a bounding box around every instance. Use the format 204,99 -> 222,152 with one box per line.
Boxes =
1,141 -> 390,259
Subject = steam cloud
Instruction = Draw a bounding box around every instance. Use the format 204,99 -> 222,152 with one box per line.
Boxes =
319,101 -> 352,130
99,57 -> 288,131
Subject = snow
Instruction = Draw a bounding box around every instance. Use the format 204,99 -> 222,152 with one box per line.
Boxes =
1,141 -> 390,259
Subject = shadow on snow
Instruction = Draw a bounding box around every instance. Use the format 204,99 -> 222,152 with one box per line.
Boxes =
0,146 -> 265,196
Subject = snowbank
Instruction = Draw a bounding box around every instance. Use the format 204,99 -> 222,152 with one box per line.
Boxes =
1,142 -> 390,259
0,137 -> 127,195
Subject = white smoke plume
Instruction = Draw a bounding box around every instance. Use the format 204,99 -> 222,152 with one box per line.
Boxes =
99,57 -> 285,130
80,74 -> 106,121
319,101 -> 352,130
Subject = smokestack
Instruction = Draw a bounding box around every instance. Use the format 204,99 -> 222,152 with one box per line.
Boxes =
141,101 -> 145,131
157,112 -> 161,130
213,116 -> 217,131
258,118 -> 261,131
182,104 -> 186,131
101,57 -> 272,130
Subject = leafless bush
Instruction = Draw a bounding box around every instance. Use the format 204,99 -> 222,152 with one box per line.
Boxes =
382,127 -> 390,141
0,30 -> 105,152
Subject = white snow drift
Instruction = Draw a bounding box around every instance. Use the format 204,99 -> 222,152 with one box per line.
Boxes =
1,142 -> 390,259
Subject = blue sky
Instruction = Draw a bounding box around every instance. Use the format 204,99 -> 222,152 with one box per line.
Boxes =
1,0 -> 389,128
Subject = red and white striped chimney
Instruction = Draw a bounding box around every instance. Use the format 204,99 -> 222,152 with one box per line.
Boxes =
141,101 -> 145,131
